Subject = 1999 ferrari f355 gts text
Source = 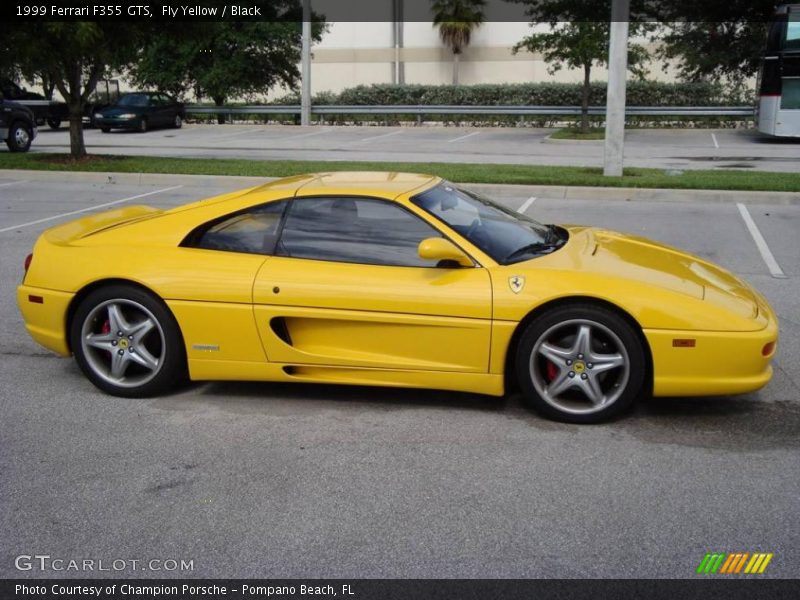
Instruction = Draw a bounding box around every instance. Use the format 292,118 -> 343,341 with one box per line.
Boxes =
18,172 -> 778,423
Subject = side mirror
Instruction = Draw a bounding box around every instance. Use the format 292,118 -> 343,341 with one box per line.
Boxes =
418,237 -> 473,268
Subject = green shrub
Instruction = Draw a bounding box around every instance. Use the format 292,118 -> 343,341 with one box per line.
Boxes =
300,81 -> 751,107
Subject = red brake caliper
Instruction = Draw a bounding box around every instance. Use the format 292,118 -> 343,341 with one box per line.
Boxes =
545,360 -> 559,382
101,319 -> 111,356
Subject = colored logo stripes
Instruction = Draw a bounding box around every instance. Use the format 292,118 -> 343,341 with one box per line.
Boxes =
696,552 -> 773,574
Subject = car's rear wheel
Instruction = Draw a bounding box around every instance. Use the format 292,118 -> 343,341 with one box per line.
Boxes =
173,114 -> 182,128
516,304 -> 645,423
6,121 -> 32,152
70,285 -> 186,397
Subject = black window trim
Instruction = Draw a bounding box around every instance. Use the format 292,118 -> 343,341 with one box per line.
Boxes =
180,198 -> 291,256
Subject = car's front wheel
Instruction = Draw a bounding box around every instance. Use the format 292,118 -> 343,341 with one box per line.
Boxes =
139,117 -> 148,133
516,304 -> 645,423
70,285 -> 186,397
6,121 -> 33,152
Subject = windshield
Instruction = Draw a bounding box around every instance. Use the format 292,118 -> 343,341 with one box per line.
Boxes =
117,94 -> 149,107
412,182 -> 566,264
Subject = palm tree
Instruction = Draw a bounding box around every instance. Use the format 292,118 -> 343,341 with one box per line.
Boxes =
431,0 -> 485,85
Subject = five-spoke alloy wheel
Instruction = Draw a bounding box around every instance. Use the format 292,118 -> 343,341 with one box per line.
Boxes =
516,304 -> 646,423
70,285 -> 185,397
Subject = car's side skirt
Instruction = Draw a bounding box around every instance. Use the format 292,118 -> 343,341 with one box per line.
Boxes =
187,358 -> 505,397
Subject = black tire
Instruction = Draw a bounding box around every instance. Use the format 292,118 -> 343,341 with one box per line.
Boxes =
69,284 -> 186,398
515,303 -> 645,424
100,127 -> 111,133
5,121 -> 33,152
173,114 -> 183,128
47,118 -> 62,130
138,117 -> 148,133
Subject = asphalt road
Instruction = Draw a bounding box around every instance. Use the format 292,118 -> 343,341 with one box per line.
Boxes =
30,123 -> 800,173
0,175 -> 798,579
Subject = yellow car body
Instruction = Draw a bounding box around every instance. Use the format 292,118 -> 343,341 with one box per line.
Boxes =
18,172 -> 777,408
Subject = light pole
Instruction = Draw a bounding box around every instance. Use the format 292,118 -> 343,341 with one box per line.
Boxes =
300,0 -> 311,127
603,0 -> 630,177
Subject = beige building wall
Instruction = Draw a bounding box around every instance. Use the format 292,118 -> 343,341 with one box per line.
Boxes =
294,21 -> 677,98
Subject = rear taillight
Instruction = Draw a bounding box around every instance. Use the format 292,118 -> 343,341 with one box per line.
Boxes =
24,253 -> 33,273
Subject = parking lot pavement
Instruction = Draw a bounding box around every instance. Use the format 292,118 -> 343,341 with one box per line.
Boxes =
1,176 -> 799,578
30,124 -> 800,172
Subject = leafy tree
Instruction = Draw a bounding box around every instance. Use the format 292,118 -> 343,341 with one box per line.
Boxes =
131,14 -> 325,123
511,1 -> 651,132
513,22 -> 649,132
654,1 -> 777,90
431,0 -> 486,85
5,22 -> 146,157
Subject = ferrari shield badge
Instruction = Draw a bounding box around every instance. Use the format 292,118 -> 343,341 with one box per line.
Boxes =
509,275 -> 525,294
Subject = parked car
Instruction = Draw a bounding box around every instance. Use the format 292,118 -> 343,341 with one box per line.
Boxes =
0,79 -> 68,130
1,97 -> 37,152
94,92 -> 185,133
83,79 -> 120,128
16,173 -> 778,423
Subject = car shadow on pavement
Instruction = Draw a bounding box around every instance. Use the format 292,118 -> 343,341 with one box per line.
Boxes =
138,370 -> 800,450
620,395 -> 800,451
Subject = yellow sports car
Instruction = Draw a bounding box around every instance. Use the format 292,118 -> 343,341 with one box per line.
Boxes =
17,172 -> 778,423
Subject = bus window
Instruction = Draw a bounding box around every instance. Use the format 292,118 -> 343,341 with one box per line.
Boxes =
781,79 -> 800,109
787,18 -> 800,50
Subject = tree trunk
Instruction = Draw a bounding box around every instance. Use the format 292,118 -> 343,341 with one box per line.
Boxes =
453,52 -> 460,86
68,100 -> 86,158
580,63 -> 591,134
213,95 -> 227,124
42,77 -> 56,101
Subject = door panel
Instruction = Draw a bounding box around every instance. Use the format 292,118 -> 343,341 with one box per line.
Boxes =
253,257 -> 492,372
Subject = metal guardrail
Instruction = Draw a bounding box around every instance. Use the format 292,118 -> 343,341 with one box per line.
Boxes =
185,104 -> 756,118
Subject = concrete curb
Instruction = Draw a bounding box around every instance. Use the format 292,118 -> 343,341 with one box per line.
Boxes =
2,168 -> 799,205
466,183 -> 800,205
0,169 -> 270,189
541,134 -> 604,145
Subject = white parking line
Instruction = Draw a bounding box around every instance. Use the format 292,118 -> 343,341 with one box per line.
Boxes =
358,130 -> 403,143
447,131 -> 480,144
711,133 -> 719,149
517,197 -> 537,214
736,203 -> 787,279
208,128 -> 266,141
0,180 -> 27,188
281,129 -> 331,141
0,185 -> 183,233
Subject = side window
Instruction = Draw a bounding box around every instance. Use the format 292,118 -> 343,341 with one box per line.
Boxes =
187,201 -> 288,255
277,197 -> 443,267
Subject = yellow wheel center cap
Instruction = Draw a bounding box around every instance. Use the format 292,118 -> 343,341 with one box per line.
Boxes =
118,339 -> 129,349
573,361 -> 585,373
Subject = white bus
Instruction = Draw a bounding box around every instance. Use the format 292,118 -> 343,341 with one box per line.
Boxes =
758,3 -> 800,136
